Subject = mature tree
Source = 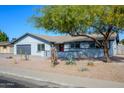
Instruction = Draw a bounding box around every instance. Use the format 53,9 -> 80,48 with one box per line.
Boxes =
32,6 -> 124,62
0,30 -> 9,42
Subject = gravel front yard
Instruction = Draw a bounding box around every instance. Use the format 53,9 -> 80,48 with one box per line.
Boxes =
0,54 -> 124,83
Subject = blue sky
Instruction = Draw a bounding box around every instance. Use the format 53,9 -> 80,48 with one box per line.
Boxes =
0,5 -> 124,41
0,5 -> 61,41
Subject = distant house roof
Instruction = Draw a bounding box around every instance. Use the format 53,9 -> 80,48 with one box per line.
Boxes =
13,33 -> 117,44
0,42 -> 11,46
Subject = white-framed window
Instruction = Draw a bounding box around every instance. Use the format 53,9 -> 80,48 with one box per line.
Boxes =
37,44 -> 45,51
70,42 -> 80,48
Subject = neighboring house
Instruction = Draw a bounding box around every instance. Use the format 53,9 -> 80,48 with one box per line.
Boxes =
13,33 -> 118,58
117,44 -> 124,55
0,42 -> 13,54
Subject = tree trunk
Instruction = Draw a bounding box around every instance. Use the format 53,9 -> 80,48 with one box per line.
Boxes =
103,41 -> 111,63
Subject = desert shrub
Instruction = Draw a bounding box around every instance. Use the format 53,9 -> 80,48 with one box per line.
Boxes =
6,56 -> 13,59
51,61 -> 59,67
79,66 -> 89,72
66,55 -> 76,65
87,62 -> 94,66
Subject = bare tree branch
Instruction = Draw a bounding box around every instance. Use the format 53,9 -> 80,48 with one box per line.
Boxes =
91,25 -> 106,37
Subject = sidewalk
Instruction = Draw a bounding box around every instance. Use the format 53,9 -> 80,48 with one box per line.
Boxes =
0,66 -> 124,88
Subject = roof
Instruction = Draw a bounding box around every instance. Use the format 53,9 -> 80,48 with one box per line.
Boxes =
0,42 -> 11,46
13,33 -> 117,44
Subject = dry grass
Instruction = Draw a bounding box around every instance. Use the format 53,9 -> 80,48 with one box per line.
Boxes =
0,55 -> 124,83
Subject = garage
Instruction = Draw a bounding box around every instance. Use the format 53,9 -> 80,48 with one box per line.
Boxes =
16,44 -> 31,55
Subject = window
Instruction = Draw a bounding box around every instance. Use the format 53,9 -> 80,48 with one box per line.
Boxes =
95,43 -> 102,48
95,41 -> 110,48
70,42 -> 80,48
37,44 -> 45,51
75,43 -> 80,48
89,41 -> 104,48
3,45 -> 7,49
70,43 -> 75,48
89,42 -> 95,48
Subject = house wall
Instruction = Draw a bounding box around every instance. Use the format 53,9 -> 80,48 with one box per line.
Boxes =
14,34 -> 117,58
0,46 -> 13,53
14,35 -> 51,56
58,40 -> 117,58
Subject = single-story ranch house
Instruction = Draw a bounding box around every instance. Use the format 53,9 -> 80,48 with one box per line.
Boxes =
12,33 -> 119,58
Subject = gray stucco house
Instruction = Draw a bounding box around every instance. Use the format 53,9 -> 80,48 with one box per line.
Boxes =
13,33 -> 118,58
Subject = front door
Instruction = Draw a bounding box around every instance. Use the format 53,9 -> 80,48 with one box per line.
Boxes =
59,44 -> 64,52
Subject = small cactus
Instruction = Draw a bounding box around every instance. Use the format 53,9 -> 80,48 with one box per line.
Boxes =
13,59 -> 17,64
66,55 -> 76,65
